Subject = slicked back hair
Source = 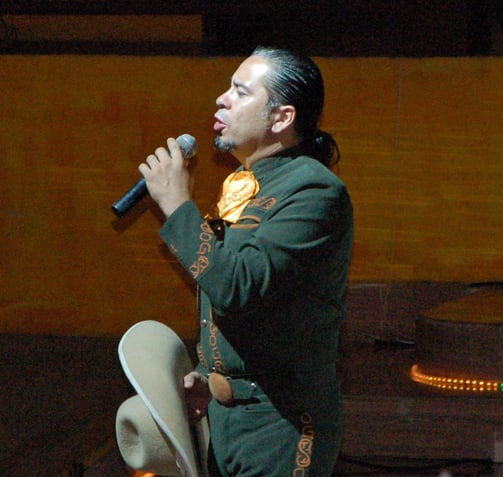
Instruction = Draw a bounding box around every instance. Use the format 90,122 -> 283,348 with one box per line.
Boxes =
252,46 -> 339,166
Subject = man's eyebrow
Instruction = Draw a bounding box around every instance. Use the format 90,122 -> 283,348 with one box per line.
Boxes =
232,78 -> 252,94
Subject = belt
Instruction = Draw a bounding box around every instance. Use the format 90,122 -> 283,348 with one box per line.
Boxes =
208,372 -> 259,406
206,364 -> 335,406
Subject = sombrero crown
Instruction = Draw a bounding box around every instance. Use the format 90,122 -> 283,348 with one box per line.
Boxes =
116,320 -> 208,476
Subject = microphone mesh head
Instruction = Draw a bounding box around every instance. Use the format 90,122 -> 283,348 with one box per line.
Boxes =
176,134 -> 198,159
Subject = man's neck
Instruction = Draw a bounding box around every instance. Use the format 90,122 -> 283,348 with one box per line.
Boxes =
241,141 -> 299,170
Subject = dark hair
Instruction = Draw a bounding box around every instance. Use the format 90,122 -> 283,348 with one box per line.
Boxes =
252,46 -> 340,166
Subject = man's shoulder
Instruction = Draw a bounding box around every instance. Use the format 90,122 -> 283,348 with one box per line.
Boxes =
285,155 -> 345,188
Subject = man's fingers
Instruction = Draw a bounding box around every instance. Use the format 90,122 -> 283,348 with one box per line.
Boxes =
184,373 -> 195,389
167,137 -> 178,151
155,147 -> 170,161
167,137 -> 185,165
146,153 -> 158,167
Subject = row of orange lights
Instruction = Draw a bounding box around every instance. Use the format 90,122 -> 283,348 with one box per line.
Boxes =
411,364 -> 503,393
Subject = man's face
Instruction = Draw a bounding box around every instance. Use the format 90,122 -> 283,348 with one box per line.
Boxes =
213,56 -> 274,161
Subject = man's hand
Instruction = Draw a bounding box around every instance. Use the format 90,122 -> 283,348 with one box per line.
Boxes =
139,137 -> 192,218
184,371 -> 211,423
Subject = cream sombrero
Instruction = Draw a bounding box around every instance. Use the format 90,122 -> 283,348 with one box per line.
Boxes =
115,320 -> 209,476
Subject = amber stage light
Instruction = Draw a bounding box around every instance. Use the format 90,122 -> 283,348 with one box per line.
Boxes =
411,364 -> 503,393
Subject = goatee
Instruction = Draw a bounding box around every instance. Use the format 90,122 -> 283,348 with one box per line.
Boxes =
214,136 -> 236,153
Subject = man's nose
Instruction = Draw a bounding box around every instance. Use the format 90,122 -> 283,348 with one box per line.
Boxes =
216,89 -> 231,108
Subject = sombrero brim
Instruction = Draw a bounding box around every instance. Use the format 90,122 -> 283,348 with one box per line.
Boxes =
117,320 -> 208,477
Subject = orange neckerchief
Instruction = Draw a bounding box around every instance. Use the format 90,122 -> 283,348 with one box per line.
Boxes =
206,170 -> 260,223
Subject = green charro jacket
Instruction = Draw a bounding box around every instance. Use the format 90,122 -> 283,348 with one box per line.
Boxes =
159,153 -> 354,388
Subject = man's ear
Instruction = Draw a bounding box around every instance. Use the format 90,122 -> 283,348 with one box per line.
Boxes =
271,105 -> 296,133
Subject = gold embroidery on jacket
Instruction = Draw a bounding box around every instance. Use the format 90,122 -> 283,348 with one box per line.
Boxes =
189,222 -> 214,278
293,412 -> 314,476
248,196 -> 277,210
208,317 -> 225,373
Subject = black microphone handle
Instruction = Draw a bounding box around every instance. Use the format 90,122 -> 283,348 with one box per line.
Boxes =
112,178 -> 148,217
112,133 -> 197,217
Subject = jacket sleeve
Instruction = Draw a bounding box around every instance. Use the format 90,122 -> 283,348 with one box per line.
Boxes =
159,177 -> 349,315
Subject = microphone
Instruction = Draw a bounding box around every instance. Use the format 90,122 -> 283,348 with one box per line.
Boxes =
112,134 -> 198,217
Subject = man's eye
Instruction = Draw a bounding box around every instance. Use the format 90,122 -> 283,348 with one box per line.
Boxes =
236,89 -> 247,97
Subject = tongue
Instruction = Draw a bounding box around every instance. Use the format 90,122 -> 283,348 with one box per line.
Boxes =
214,120 -> 226,132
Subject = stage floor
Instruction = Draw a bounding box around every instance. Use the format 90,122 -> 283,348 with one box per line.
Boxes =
1,332 -> 503,476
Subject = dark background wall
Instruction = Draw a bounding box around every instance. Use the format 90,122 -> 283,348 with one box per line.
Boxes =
1,0 -> 502,56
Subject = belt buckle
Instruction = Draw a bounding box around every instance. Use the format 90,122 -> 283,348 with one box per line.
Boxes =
208,372 -> 233,405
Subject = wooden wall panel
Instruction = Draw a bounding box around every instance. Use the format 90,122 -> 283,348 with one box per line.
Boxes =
320,57 -> 502,282
0,56 -> 501,336
0,56 -> 240,338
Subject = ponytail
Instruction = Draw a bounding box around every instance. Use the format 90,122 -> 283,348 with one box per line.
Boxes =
300,129 -> 340,167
